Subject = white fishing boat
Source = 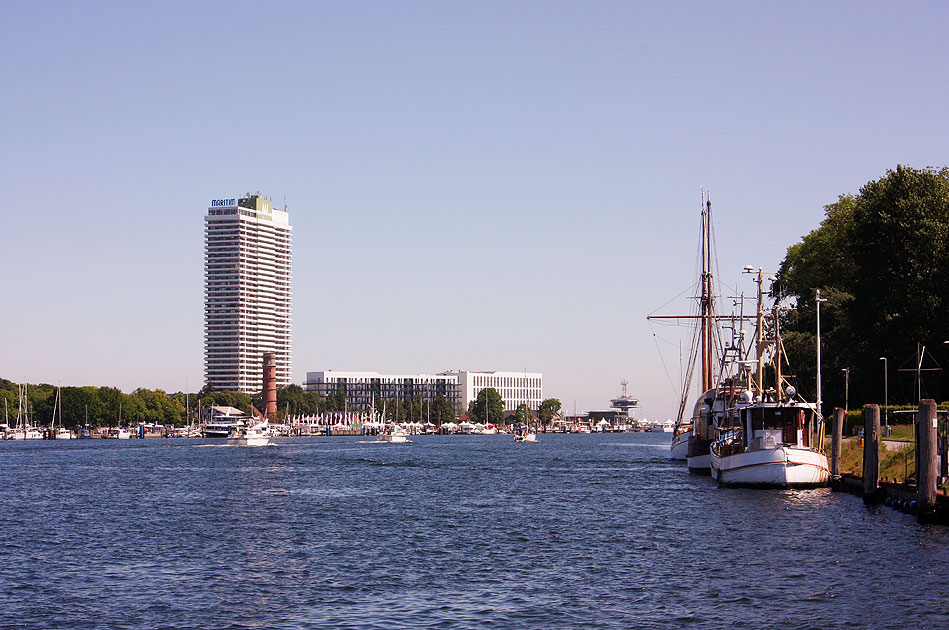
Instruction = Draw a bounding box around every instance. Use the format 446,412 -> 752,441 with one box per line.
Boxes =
377,425 -> 409,443
710,397 -> 829,487
709,269 -> 829,488
106,428 -> 131,439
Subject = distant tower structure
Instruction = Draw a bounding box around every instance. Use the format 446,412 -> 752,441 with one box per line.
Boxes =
263,352 -> 277,419
204,194 -> 292,393
610,380 -> 640,420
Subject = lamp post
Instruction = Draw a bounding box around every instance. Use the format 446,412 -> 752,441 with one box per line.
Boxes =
816,289 -> 827,422
880,357 -> 888,436
842,367 -> 850,415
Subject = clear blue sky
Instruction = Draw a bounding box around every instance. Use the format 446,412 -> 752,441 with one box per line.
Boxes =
3,1 -> 948,419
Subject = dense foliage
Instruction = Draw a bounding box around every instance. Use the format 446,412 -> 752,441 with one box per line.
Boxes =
0,378 -> 192,428
776,165 -> 949,410
468,388 -> 505,424
538,398 -> 562,427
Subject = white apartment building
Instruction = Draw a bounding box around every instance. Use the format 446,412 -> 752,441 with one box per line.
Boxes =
448,370 -> 543,412
205,194 -> 292,393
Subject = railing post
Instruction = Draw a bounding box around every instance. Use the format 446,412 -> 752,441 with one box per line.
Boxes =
863,404 -> 881,503
831,407 -> 844,480
918,400 -> 938,523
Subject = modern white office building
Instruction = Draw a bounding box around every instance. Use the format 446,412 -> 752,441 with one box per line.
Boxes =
448,370 -> 543,412
304,371 -> 460,410
205,194 -> 292,393
303,369 -> 543,413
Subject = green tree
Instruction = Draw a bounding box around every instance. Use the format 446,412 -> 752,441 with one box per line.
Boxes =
777,165 -> 949,409
431,395 -> 456,426
470,388 -> 504,425
538,398 -> 562,427
515,403 -> 532,425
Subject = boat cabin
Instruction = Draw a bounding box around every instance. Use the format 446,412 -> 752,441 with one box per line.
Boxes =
739,404 -> 813,450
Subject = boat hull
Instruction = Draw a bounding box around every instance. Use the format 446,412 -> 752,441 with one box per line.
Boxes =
670,434 -> 689,460
227,436 -> 270,447
377,434 -> 408,443
686,436 -> 712,474
711,446 -> 830,488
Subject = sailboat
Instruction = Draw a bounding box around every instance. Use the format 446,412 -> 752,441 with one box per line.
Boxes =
709,269 -> 830,488
649,195 -> 725,470
514,407 -> 537,443
8,383 -> 43,440
52,385 -> 73,439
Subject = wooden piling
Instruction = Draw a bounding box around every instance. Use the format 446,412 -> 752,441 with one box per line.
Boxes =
918,399 -> 938,524
863,404 -> 880,503
831,407 -> 843,479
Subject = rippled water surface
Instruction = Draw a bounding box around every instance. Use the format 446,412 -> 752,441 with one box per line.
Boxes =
2,433 -> 948,629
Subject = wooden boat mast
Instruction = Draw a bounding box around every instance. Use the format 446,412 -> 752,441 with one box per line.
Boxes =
700,198 -> 714,394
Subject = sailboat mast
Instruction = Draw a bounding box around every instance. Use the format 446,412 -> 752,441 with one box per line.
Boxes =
773,302 -> 783,398
700,198 -> 714,392
755,269 -> 765,393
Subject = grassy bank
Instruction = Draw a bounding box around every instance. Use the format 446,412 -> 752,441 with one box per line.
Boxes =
823,424 -> 944,488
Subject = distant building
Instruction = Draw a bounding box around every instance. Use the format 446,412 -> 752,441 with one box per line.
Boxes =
304,371 -> 460,410
205,194 -> 292,393
303,369 -> 544,413
442,370 -> 543,412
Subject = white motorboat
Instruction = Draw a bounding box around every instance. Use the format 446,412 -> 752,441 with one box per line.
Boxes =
54,427 -> 74,440
203,420 -> 243,438
106,428 -> 131,439
377,425 -> 409,443
227,421 -> 271,447
6,428 -> 43,440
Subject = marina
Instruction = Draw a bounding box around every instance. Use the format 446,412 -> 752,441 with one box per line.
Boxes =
1,432 -> 948,629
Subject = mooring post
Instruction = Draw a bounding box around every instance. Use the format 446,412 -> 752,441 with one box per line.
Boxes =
863,404 -> 880,503
917,399 -> 938,524
831,407 -> 843,480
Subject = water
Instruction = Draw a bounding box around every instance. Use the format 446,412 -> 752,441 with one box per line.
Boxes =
2,433 -> 948,629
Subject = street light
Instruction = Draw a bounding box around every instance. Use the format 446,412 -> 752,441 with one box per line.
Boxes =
842,368 -> 850,415
879,357 -> 888,436
816,289 -> 828,422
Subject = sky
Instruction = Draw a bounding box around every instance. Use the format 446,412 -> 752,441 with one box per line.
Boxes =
3,1 -> 949,420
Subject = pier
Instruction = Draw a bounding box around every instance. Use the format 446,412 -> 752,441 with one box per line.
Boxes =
830,399 -> 949,524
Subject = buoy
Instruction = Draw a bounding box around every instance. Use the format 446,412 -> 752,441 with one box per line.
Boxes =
910,500 -> 918,513
884,497 -> 892,507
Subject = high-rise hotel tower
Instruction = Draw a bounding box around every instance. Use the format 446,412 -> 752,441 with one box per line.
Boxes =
205,194 -> 292,393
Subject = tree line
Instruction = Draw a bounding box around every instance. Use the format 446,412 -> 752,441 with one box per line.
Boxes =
467,389 -> 562,426
775,165 -> 949,412
0,379 -> 533,429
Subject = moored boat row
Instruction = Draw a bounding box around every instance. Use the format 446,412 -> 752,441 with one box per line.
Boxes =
662,196 -> 829,489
